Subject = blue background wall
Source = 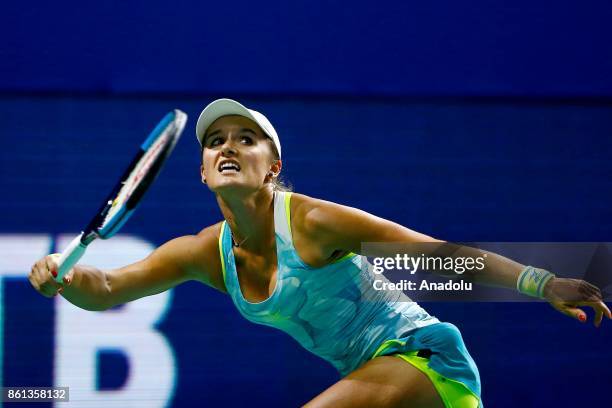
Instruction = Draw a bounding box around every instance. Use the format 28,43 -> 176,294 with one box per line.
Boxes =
1,1 -> 611,407
2,1 -> 612,97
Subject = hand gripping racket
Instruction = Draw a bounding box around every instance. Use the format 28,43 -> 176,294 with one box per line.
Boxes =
55,109 -> 187,282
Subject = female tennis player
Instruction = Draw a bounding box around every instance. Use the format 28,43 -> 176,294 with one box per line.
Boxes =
29,99 -> 610,407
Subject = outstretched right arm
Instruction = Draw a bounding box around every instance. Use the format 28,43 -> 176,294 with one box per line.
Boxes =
29,223 -> 225,311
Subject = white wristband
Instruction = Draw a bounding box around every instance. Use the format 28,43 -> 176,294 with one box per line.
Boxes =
517,266 -> 555,298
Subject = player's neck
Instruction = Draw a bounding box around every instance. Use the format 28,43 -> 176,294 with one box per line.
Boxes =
216,187 -> 275,251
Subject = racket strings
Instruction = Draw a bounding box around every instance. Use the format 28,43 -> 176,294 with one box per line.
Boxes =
101,127 -> 174,229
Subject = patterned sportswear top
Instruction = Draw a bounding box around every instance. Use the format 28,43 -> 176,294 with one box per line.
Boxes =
218,191 -> 440,376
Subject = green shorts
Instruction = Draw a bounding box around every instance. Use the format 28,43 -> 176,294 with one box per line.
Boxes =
392,350 -> 479,408
371,323 -> 482,408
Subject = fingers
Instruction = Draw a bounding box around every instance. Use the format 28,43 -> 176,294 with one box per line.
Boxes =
62,269 -> 74,286
45,255 -> 58,280
551,301 -> 586,323
48,254 -> 74,286
578,280 -> 609,327
577,281 -> 610,327
603,302 -> 612,319
552,298 -> 612,328
591,301 -> 611,328
594,308 -> 603,328
29,255 -> 64,298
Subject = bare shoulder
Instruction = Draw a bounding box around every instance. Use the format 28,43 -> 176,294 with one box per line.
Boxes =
289,192 -> 323,237
288,192 -> 316,220
290,193 -> 337,223
289,192 -> 437,258
190,222 -> 226,292
289,192 -> 364,236
288,193 -> 357,265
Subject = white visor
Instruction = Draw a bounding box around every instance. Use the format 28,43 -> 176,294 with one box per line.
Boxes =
195,98 -> 281,159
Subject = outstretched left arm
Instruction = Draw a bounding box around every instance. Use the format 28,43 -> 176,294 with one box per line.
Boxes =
294,194 -> 611,327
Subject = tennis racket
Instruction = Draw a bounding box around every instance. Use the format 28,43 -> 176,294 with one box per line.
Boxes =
55,109 -> 187,282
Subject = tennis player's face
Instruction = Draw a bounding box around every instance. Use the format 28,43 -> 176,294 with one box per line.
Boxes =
201,115 -> 279,193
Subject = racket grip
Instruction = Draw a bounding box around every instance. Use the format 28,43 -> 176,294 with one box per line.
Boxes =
56,233 -> 88,282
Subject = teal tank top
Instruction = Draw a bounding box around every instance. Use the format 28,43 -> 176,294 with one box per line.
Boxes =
218,191 -> 439,376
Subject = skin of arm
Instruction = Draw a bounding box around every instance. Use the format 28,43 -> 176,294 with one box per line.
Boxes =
59,223 -> 225,311
291,193 -> 611,325
291,193 -> 523,288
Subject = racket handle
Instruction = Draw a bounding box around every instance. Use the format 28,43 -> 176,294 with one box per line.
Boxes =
56,233 -> 89,282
